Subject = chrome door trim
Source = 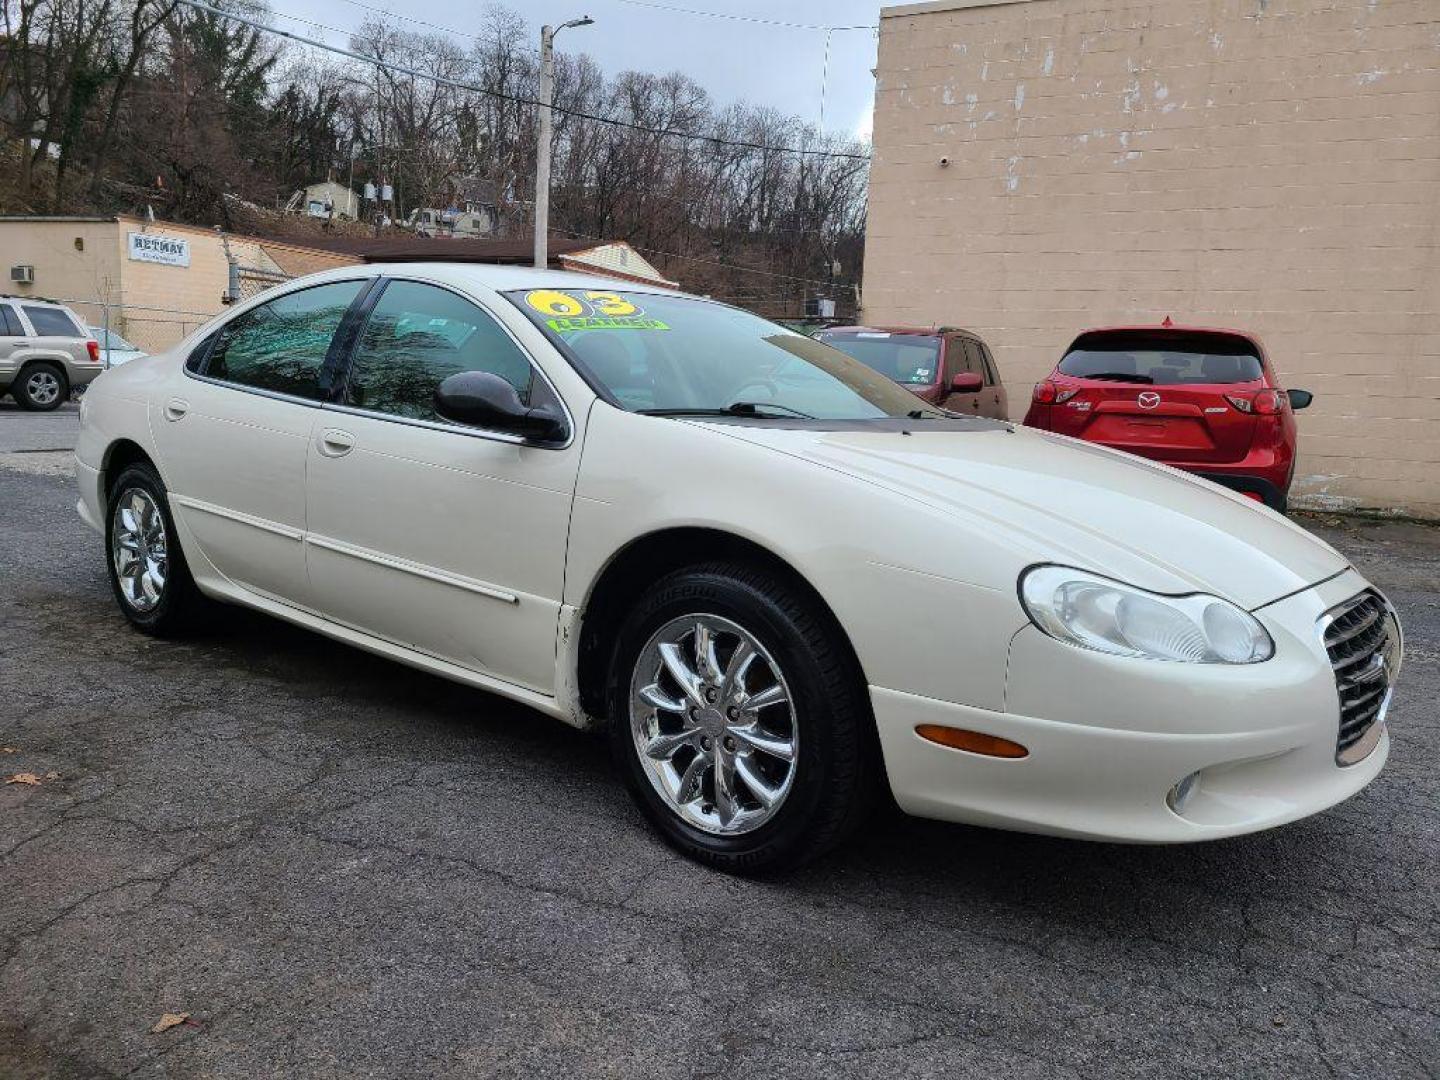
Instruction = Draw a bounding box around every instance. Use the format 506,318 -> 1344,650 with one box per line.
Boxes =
168,493 -> 305,542
304,533 -> 520,605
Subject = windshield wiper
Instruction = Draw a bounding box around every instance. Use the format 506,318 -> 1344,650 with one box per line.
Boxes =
638,402 -> 816,420
1083,372 -> 1154,383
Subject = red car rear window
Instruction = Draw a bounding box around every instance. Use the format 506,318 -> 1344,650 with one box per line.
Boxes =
1059,331 -> 1263,385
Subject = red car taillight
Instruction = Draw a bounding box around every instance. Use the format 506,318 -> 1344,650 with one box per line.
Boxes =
1225,389 -> 1282,415
86,340 -> 101,363
1033,380 -> 1078,404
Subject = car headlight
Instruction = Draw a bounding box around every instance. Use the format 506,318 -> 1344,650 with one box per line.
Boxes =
1019,565 -> 1274,664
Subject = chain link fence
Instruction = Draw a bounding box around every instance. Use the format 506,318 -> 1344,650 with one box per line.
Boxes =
43,298 -> 217,358
232,264 -> 292,303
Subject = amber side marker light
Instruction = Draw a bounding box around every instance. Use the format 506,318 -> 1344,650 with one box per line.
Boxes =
915,724 -> 1029,758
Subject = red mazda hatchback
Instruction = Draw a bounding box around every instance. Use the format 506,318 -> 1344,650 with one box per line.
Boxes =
1023,323 -> 1313,511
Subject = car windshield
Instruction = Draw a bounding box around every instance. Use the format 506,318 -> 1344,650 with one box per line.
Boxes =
814,330 -> 941,386
505,288 -> 949,419
91,328 -> 137,351
1059,332 -> 1264,385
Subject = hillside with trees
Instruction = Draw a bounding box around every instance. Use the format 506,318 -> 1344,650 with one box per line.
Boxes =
0,0 -> 869,315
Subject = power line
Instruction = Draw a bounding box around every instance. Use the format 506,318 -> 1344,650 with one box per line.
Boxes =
176,0 -> 870,161
330,0 -> 544,58
610,0 -> 874,32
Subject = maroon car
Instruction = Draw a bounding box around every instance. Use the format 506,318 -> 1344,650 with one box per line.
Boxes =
816,326 -> 1009,419
1023,322 -> 1313,511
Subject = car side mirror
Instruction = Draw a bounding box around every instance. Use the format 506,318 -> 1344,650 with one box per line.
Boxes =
1287,389 -> 1313,411
434,371 -> 567,442
950,372 -> 984,393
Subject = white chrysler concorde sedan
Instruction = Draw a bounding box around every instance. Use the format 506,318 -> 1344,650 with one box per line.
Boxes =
75,264 -> 1402,872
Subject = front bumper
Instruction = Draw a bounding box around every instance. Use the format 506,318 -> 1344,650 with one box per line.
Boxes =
873,569 -> 1393,842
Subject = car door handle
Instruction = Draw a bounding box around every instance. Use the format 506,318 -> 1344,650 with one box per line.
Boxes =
163,398 -> 189,421
318,428 -> 355,457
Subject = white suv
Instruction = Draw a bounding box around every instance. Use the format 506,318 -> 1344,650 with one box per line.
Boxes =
0,297 -> 105,410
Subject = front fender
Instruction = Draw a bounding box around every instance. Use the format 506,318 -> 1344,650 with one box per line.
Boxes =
566,407 -> 1029,711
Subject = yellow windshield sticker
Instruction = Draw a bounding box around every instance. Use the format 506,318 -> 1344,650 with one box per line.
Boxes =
583,291 -> 638,316
525,289 -> 665,332
524,289 -> 586,317
546,315 -> 670,333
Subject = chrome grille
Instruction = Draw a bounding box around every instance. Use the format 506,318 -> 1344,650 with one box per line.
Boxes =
1321,591 -> 1399,764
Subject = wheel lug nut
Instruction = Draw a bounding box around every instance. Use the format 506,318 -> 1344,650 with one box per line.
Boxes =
723,736 -> 736,752
705,688 -> 718,703
700,736 -> 712,750
689,708 -> 699,720
727,707 -> 739,720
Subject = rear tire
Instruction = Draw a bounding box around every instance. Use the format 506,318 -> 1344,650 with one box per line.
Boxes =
105,461 -> 209,636
607,561 -> 878,874
14,363 -> 67,411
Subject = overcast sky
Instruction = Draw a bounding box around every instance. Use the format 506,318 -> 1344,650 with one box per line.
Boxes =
270,0 -> 882,142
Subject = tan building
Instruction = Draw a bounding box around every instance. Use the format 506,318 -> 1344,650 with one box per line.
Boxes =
864,0 -> 1440,518
0,215 -> 358,352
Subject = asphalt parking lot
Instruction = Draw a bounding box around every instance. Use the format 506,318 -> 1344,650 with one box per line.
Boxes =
1,448 -> 1436,1079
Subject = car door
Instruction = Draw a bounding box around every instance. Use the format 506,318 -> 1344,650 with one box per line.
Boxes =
304,278 -> 582,694
150,278 -> 368,605
940,336 -> 984,415
0,303 -> 24,388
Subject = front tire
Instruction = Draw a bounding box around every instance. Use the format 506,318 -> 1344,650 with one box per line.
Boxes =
608,561 -> 878,874
14,363 -> 67,411
105,461 -> 208,635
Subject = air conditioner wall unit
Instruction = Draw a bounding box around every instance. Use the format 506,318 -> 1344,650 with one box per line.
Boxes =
10,265 -> 35,284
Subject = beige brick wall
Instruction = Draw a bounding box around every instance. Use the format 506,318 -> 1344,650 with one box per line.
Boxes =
864,0 -> 1440,517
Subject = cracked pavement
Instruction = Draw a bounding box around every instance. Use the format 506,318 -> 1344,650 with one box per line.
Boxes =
0,461 -> 1436,1079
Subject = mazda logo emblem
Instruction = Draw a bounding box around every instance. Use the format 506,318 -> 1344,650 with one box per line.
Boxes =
1137,392 -> 1161,409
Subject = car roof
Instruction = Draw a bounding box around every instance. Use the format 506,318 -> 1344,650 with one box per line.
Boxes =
337,261 -> 686,298
0,294 -> 71,308
822,324 -> 981,338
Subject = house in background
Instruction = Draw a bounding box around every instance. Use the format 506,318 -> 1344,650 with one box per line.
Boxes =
406,176 -> 506,239
284,180 -> 361,222
0,214 -> 358,351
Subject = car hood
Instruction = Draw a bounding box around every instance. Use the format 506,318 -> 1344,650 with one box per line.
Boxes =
700,421 -> 1347,609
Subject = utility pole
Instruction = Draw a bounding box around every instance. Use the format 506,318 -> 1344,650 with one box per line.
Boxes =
534,15 -> 594,269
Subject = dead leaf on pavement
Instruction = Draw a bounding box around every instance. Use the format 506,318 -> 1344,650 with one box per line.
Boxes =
5,773 -> 40,786
151,1013 -> 190,1034
0,747 -> 17,754
43,772 -> 60,780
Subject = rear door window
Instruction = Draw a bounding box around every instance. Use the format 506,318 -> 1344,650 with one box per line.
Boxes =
956,340 -> 988,381
202,280 -> 364,400
0,305 -> 22,337
1059,332 -> 1263,385
22,305 -> 83,338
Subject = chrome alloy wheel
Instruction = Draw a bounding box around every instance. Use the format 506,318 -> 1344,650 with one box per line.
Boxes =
629,614 -> 799,836
25,370 -> 61,406
111,488 -> 168,612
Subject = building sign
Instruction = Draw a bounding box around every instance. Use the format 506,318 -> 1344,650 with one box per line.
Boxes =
127,232 -> 190,267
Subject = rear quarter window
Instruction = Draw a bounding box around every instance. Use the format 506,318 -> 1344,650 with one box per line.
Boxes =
22,305 -> 83,338
1059,332 -> 1264,385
